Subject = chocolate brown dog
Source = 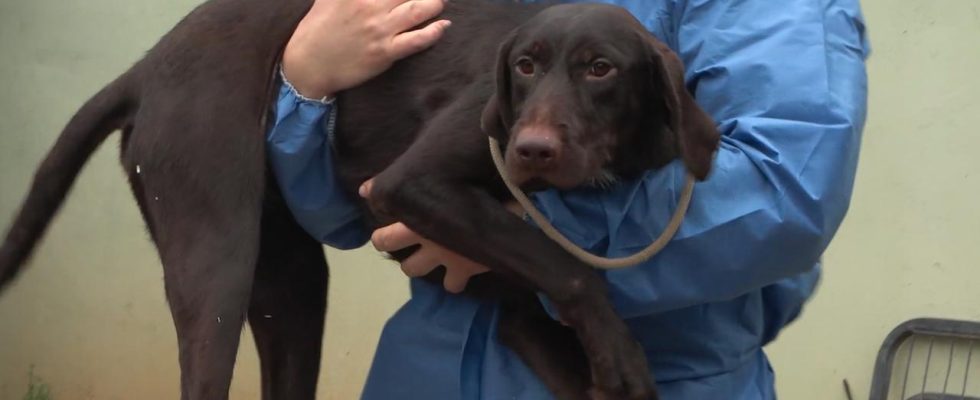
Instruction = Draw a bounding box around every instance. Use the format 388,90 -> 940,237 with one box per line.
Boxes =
0,0 -> 719,399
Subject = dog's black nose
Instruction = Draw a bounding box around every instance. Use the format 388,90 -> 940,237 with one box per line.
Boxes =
515,135 -> 560,168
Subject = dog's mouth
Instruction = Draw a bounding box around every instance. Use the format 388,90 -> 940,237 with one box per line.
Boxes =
524,169 -> 618,190
503,150 -> 613,192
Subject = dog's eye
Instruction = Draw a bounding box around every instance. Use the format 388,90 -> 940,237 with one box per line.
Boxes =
515,57 -> 535,76
588,60 -> 614,78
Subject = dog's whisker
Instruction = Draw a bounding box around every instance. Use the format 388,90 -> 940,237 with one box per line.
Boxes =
586,169 -> 619,189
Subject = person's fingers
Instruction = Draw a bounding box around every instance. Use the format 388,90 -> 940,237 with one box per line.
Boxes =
442,257 -> 489,294
504,200 -> 524,216
370,222 -> 422,252
399,249 -> 441,278
358,179 -> 374,199
387,0 -> 445,30
389,19 -> 451,61
443,268 -> 471,294
379,0 -> 417,12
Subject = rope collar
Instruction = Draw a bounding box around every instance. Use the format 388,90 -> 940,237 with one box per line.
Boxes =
488,136 -> 694,269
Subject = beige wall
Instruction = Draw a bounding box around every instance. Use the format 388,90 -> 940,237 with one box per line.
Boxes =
0,0 -> 977,399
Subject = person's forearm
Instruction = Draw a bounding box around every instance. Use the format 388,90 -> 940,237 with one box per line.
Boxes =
265,0 -> 450,247
266,70 -> 369,249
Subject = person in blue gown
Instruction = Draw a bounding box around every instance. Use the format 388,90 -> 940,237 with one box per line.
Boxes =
266,0 -> 870,398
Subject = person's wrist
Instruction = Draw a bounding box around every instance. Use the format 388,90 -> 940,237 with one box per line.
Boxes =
282,46 -> 336,100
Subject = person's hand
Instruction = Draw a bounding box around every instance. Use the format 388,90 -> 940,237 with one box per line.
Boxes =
283,0 -> 451,99
359,179 -> 525,293
370,221 -> 490,293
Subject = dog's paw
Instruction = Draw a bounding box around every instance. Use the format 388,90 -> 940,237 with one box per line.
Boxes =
582,322 -> 658,400
588,385 -> 658,400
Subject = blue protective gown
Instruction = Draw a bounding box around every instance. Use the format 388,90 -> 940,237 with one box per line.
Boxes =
264,0 -> 871,398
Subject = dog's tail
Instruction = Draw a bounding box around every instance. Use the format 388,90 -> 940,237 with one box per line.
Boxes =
0,70 -> 137,292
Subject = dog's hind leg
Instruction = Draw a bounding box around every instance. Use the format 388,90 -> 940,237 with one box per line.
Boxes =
150,195 -> 263,400
123,118 -> 266,399
148,199 -> 263,400
247,184 -> 328,400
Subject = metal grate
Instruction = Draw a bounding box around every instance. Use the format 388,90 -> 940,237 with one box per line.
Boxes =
870,318 -> 980,400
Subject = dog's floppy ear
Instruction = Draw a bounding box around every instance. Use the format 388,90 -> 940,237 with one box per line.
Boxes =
480,30 -> 518,141
646,37 -> 720,180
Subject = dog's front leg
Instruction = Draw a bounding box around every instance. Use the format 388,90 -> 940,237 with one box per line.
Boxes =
366,168 -> 657,400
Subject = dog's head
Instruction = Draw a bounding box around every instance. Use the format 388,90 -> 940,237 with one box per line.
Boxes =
481,4 -> 720,190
